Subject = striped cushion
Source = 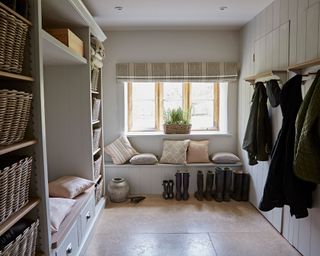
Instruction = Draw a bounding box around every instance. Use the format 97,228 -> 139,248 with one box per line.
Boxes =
104,136 -> 139,164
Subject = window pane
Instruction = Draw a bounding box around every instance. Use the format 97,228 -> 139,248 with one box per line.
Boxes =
163,82 -> 183,112
190,83 -> 215,130
191,101 -> 214,129
131,82 -> 155,130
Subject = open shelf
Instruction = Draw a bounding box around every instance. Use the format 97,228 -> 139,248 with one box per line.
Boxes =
0,2 -> 32,26
41,0 -> 106,42
93,147 -> 101,156
244,70 -> 287,84
288,58 -> 320,72
0,198 -> 40,236
42,30 -> 87,66
0,140 -> 37,156
0,70 -> 34,82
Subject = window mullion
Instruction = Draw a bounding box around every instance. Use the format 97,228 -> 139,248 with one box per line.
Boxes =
155,82 -> 162,130
183,82 -> 190,111
214,82 -> 220,130
128,82 -> 133,131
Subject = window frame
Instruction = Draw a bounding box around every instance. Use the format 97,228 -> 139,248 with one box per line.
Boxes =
127,81 -> 220,132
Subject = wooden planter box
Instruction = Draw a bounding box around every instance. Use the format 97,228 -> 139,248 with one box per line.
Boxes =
163,124 -> 191,134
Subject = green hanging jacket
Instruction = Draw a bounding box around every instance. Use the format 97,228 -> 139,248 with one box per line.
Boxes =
294,70 -> 320,183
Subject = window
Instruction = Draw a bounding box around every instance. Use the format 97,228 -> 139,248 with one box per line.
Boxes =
127,81 -> 220,132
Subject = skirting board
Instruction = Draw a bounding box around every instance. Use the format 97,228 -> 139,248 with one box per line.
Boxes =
104,163 -> 243,195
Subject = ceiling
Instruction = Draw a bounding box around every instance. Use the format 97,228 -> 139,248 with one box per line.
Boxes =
82,0 -> 274,31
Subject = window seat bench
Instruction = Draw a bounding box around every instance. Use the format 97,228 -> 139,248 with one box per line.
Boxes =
105,162 -> 242,194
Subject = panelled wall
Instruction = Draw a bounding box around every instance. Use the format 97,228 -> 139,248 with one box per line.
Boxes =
238,0 -> 320,255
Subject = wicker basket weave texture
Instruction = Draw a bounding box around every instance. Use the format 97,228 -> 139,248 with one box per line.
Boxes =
0,6 -> 29,73
0,219 -> 39,256
94,154 -> 102,180
91,67 -> 100,92
92,98 -> 101,121
95,179 -> 103,203
0,89 -> 33,145
0,156 -> 32,225
92,127 -> 102,151
163,124 -> 191,134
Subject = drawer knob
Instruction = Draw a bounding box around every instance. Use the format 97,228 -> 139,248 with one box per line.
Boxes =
86,212 -> 91,220
66,243 -> 72,254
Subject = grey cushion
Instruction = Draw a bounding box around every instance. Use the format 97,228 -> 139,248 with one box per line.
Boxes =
130,153 -> 158,165
211,152 -> 240,164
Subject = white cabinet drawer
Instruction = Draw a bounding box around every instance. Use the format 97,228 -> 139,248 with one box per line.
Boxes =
80,192 -> 95,238
55,221 -> 79,256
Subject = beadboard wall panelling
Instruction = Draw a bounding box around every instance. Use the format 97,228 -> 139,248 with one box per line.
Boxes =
105,165 -> 242,195
238,0 -> 320,255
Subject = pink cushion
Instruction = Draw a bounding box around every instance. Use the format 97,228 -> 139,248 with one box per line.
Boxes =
49,176 -> 94,199
187,140 -> 210,163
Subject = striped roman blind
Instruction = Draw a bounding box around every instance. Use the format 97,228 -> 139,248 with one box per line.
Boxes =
116,62 -> 238,82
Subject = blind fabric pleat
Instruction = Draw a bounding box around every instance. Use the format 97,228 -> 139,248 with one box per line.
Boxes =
116,62 -> 238,82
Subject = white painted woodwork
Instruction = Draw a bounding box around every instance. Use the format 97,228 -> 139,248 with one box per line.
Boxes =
41,0 -> 106,41
239,0 -> 320,255
42,30 -> 87,65
306,3 -> 320,60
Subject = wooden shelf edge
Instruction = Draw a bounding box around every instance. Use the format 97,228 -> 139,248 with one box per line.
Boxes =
92,120 -> 100,125
0,3 -> 32,26
91,90 -> 99,94
244,70 -> 287,83
0,198 -> 40,236
0,139 -> 37,155
0,70 -> 34,81
94,174 -> 102,184
288,58 -> 320,71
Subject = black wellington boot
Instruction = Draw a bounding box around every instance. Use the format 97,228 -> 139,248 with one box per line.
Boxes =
168,180 -> 174,199
182,172 -> 190,200
223,168 -> 233,202
194,171 -> 204,201
162,180 -> 169,200
232,170 -> 243,201
214,167 -> 225,202
204,170 -> 214,201
241,172 -> 250,201
175,171 -> 182,201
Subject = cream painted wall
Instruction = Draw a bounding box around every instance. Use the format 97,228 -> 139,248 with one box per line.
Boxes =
102,30 -> 240,159
238,0 -> 320,255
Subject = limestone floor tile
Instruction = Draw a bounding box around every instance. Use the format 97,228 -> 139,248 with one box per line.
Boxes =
209,232 -> 301,256
84,196 -> 300,256
85,233 -> 216,256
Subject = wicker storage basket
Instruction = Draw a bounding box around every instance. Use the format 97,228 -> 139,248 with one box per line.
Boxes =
94,154 -> 102,180
92,127 -> 101,151
163,124 -> 191,134
0,156 -> 32,224
95,179 -> 103,203
0,89 -> 33,145
0,5 -> 29,73
0,219 -> 39,256
92,98 -> 101,121
91,67 -> 100,92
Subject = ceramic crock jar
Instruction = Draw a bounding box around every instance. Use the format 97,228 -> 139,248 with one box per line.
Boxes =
107,177 -> 129,202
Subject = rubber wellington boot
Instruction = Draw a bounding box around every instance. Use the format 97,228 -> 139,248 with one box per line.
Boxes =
223,168 -> 233,202
214,167 -> 225,202
194,171 -> 204,201
241,172 -> 250,201
232,170 -> 243,201
204,170 -> 214,201
162,180 -> 169,200
168,179 -> 174,199
182,172 -> 190,200
175,171 -> 182,201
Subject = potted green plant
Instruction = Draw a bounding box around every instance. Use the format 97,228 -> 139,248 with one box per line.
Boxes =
163,107 -> 192,134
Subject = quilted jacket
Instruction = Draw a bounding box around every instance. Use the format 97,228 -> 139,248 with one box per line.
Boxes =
294,70 -> 320,183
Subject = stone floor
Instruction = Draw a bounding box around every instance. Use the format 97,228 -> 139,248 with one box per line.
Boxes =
84,196 -> 301,256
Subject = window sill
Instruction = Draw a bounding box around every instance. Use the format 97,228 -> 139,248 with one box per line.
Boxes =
125,131 -> 232,137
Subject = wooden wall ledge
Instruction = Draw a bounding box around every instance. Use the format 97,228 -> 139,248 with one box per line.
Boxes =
288,58 -> 320,72
244,70 -> 287,84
